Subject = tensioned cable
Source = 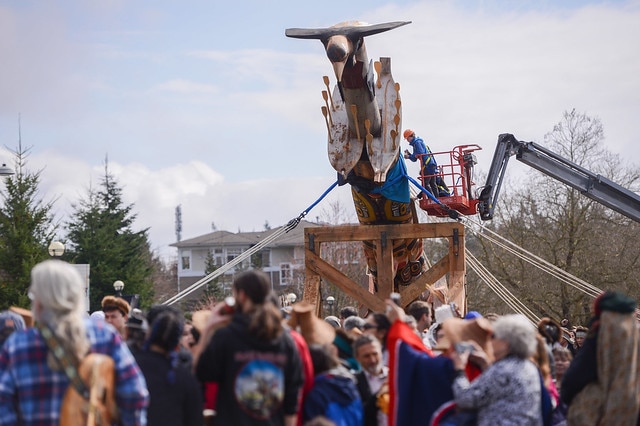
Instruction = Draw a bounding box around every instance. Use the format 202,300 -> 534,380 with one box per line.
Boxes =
461,215 -> 603,298
464,217 -> 640,321
162,180 -> 340,305
473,229 -> 600,297
480,231 -> 601,298
162,226 -> 290,305
466,249 -> 540,326
466,250 -> 527,318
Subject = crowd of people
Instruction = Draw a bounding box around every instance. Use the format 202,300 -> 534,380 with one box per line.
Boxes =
1,259 -> 639,425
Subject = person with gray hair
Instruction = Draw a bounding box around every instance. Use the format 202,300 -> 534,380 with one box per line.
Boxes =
353,334 -> 387,426
0,259 -> 149,425
450,314 -> 543,426
343,316 -> 366,334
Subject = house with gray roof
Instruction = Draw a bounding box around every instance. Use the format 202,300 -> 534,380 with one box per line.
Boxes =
170,220 -> 321,296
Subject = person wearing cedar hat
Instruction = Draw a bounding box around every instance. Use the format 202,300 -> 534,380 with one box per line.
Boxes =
102,295 -> 131,338
289,301 -> 336,346
289,302 -> 362,426
449,314 -> 543,426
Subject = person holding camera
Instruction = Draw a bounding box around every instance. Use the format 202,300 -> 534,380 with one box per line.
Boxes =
195,271 -> 303,426
449,314 -> 544,426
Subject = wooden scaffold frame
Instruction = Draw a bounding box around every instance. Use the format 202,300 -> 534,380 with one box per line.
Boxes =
302,222 -> 466,315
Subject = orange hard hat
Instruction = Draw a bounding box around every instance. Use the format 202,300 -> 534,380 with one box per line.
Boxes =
403,129 -> 415,139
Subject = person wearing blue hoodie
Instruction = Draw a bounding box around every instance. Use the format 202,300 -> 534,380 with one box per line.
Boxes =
303,343 -> 363,426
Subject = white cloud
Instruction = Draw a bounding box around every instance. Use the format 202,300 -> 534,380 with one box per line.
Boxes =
152,79 -> 220,96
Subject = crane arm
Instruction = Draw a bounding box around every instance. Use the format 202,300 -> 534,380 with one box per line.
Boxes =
477,133 -> 640,222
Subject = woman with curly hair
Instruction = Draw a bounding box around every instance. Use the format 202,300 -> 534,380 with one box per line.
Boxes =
450,314 -> 543,426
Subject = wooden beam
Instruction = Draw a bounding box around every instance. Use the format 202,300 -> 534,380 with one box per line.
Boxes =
305,249 -> 385,312
305,222 -> 463,242
446,226 -> 466,311
376,231 -> 394,299
303,231 -> 322,317
399,255 -> 449,304
303,266 -> 322,317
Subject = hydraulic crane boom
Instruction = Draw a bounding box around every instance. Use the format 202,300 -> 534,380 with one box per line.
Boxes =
477,133 -> 640,222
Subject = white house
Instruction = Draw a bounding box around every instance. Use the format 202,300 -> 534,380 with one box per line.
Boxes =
170,220 -> 321,295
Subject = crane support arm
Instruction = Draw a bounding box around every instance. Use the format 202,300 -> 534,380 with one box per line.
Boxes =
478,133 -> 640,222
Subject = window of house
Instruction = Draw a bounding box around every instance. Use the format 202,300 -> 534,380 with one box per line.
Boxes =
280,263 -> 291,286
181,251 -> 191,270
227,248 -> 242,263
214,248 -> 224,266
261,249 -> 271,267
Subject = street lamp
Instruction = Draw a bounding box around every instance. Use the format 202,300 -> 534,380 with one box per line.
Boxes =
326,295 -> 335,316
113,280 -> 124,297
48,241 -> 65,257
0,163 -> 14,176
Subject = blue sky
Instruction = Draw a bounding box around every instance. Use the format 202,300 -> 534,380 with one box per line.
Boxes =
1,0 -> 639,260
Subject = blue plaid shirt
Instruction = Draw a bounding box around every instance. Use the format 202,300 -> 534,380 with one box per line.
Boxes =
0,317 -> 149,426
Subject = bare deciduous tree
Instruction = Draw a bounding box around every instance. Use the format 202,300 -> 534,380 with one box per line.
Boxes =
470,110 -> 640,325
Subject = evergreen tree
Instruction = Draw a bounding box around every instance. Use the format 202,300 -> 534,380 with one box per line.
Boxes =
203,249 -> 226,302
0,138 -> 57,309
65,160 -> 154,311
150,255 -> 178,303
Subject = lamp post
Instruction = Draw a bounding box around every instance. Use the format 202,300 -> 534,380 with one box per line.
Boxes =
48,241 -> 90,312
0,163 -> 14,177
113,280 -> 124,298
326,295 -> 335,316
48,241 -> 65,257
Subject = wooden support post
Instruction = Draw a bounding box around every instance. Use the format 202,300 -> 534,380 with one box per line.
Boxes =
376,231 -> 394,299
447,227 -> 466,312
303,231 -> 322,317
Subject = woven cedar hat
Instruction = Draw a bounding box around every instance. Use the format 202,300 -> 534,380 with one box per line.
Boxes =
288,301 -> 335,346
440,316 -> 495,361
101,296 -> 130,316
537,317 -> 562,343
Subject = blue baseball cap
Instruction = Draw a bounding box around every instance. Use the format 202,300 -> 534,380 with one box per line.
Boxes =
463,311 -> 482,320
